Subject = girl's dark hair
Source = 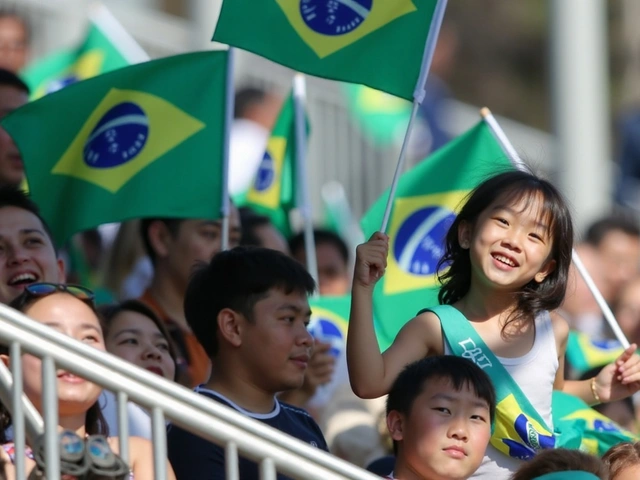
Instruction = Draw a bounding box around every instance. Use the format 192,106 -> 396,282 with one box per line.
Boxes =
510,448 -> 607,480
98,299 -> 178,380
0,291 -> 109,442
437,170 -> 574,335
603,442 -> 640,479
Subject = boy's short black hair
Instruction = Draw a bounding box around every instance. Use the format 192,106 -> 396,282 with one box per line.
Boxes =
140,218 -> 183,265
386,356 -> 496,454
184,246 -> 316,358
289,229 -> 349,265
0,185 -> 55,248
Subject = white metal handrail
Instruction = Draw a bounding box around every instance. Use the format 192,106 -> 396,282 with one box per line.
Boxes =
0,302 -> 380,479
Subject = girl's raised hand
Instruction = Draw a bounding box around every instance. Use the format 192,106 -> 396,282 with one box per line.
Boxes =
353,232 -> 389,290
594,344 -> 640,403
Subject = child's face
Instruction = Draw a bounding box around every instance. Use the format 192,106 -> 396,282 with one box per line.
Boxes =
460,192 -> 556,292
388,377 -> 491,480
239,288 -> 313,393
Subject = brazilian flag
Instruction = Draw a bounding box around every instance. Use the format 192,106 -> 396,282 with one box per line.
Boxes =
552,391 -> 637,456
3,51 -> 228,244
213,0 -> 438,100
565,331 -> 624,377
244,94 -> 306,238
309,295 -> 351,358
20,21 -> 131,100
361,120 -> 513,350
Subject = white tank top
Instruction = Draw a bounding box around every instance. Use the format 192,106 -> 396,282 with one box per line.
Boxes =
443,311 -> 558,480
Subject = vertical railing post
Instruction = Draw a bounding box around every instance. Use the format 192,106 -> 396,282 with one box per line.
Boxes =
42,355 -> 60,479
117,391 -> 130,464
151,407 -> 167,480
10,342 -> 25,480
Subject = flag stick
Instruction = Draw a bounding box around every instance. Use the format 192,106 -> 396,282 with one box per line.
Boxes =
221,48 -> 235,252
293,74 -> 319,287
379,0 -> 449,232
88,1 -> 150,63
481,107 -> 631,348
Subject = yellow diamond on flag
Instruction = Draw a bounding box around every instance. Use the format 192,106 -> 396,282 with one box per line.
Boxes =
276,0 -> 417,59
52,88 -> 205,193
246,137 -> 287,209
33,50 -> 105,100
384,191 -> 468,295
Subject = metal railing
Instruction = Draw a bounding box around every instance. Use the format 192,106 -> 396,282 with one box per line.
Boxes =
0,302 -> 380,480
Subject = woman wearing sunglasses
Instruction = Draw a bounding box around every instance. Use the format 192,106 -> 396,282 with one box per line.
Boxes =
1,283 -> 176,479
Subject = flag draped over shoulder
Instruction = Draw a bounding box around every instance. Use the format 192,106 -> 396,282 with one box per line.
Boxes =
3,51 -> 228,244
244,95 -> 302,238
213,0 -> 437,100
20,22 -> 131,99
361,121 -> 513,350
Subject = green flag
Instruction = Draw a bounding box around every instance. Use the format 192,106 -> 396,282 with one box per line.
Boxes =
552,391 -> 637,456
343,83 -> 412,147
213,0 -> 437,100
20,21 -> 132,99
565,331 -> 624,377
3,51 -> 228,244
361,120 -> 513,350
244,94 -> 303,238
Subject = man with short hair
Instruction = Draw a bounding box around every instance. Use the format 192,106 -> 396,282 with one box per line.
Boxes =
0,184 -> 64,304
139,207 -> 242,387
0,69 -> 28,188
289,229 -> 351,296
0,8 -> 30,73
167,246 -> 328,480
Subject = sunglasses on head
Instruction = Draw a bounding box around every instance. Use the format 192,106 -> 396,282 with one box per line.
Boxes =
19,283 -> 95,308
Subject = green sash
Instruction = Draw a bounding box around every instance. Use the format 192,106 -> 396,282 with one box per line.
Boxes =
425,305 -> 582,460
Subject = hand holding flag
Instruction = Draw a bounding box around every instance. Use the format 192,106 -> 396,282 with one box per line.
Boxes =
354,232 -> 389,290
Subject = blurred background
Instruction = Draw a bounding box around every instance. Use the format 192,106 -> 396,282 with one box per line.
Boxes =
6,0 -> 637,235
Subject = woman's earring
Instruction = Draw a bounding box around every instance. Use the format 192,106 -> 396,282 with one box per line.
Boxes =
460,239 -> 469,249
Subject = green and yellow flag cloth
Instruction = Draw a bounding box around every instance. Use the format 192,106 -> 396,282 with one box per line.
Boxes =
245,94 -> 304,238
20,21 -> 132,100
3,51 -> 228,244
213,0 -> 438,100
361,120 -> 513,350
565,331 -> 624,377
309,295 -> 351,358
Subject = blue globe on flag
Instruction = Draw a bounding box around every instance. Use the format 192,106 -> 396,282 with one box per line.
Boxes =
393,206 -> 455,277
300,0 -> 372,36
83,102 -> 149,168
308,317 -> 345,358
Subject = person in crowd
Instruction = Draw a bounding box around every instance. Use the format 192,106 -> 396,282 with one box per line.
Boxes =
239,207 -> 289,255
97,299 -> 179,439
138,206 -> 241,387
101,299 -> 177,381
167,246 -> 328,479
289,228 -> 351,297
229,87 -> 282,196
2,283 -> 175,479
509,449 -> 607,480
0,69 -> 28,189
0,185 -> 64,304
0,8 -> 29,74
584,215 -> 640,306
348,170 -> 640,479
384,356 -> 495,480
603,441 -> 640,480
